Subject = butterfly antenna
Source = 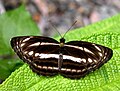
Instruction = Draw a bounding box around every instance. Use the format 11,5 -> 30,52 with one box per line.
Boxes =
49,20 -> 62,38
63,21 -> 77,38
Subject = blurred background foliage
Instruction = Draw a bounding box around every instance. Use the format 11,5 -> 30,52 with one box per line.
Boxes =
1,0 -> 120,36
0,0 -> 120,83
0,5 -> 39,83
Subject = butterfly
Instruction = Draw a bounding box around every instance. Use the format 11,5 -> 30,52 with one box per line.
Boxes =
11,35 -> 113,79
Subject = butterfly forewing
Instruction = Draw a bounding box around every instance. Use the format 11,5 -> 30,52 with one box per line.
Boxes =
11,36 -> 60,76
11,36 -> 113,79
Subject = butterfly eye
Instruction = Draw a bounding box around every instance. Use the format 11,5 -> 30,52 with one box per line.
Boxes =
11,36 -> 113,79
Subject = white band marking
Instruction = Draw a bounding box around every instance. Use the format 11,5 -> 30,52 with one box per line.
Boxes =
39,53 -> 86,63
28,51 -> 34,55
84,48 -> 94,54
88,58 -> 93,63
33,63 -> 84,73
21,43 -> 25,47
29,42 -> 84,51
23,38 -> 31,42
29,42 -> 40,46
94,45 -> 101,51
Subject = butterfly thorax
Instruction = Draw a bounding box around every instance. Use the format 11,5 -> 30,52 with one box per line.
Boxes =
59,38 -> 65,47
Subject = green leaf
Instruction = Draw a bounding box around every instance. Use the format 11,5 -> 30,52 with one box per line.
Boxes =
0,12 -> 120,91
0,5 -> 40,80
0,5 -> 40,55
0,59 -> 23,80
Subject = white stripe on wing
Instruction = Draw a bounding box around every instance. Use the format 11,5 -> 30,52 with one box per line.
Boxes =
38,53 -> 87,63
